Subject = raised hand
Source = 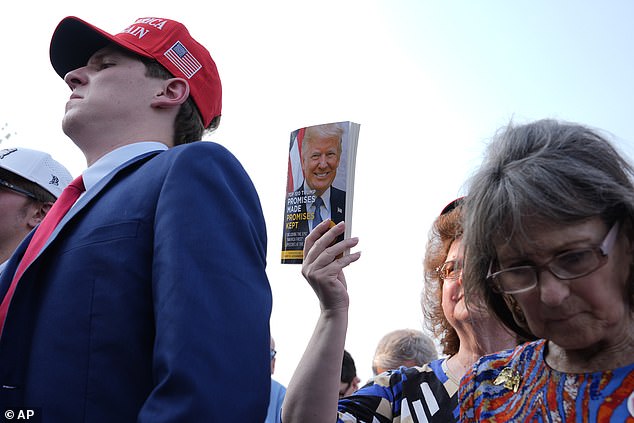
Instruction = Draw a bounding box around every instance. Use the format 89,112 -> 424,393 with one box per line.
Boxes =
302,220 -> 361,311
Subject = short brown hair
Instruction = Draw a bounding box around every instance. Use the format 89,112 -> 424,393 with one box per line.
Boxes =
139,55 -> 221,145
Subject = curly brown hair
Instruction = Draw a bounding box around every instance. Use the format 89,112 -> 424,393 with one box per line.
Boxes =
422,201 -> 464,356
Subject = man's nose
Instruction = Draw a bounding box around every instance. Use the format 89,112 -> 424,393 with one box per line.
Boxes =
64,66 -> 89,90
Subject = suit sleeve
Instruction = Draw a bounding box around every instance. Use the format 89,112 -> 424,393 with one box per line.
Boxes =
138,143 -> 272,422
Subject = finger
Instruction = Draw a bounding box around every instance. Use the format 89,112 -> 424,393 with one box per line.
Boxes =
303,220 -> 335,259
328,237 -> 359,261
308,250 -> 361,298
305,221 -> 346,263
311,238 -> 359,275
306,235 -> 356,270
333,250 -> 362,270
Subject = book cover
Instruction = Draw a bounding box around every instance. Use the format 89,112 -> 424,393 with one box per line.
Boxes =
281,121 -> 360,264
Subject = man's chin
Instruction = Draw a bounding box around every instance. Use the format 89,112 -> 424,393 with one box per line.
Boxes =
307,182 -> 333,196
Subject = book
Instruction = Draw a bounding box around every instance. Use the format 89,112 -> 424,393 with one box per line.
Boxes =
281,121 -> 360,264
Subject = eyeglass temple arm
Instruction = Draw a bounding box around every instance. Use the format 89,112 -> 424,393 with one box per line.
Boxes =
600,221 -> 620,255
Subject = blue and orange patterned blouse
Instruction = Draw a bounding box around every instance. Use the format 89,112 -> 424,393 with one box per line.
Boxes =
459,339 -> 634,422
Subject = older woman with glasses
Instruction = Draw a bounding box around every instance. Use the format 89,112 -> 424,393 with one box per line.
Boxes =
282,200 -> 518,423
459,119 -> 634,421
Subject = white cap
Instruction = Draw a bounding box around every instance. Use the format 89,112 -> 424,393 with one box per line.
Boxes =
0,147 -> 73,199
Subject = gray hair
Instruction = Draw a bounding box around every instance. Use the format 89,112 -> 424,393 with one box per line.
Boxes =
301,123 -> 344,157
462,119 -> 634,337
372,329 -> 438,375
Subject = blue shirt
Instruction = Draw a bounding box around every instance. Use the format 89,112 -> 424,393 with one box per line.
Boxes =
266,379 -> 286,423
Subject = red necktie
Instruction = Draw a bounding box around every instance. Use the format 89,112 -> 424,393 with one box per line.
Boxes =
0,175 -> 85,333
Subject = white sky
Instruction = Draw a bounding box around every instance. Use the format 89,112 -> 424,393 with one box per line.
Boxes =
3,1 -> 634,386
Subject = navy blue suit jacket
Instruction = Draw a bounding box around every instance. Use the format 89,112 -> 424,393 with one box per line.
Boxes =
0,142 -> 272,422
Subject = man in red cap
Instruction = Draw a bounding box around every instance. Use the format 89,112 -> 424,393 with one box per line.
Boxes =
0,17 -> 271,422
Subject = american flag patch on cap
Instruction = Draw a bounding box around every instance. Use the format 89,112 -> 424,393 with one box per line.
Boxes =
164,41 -> 202,79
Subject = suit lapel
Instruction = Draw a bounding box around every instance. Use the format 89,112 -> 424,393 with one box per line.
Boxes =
37,150 -> 163,257
0,234 -> 31,299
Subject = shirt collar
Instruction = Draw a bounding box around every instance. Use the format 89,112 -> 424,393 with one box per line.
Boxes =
303,183 -> 332,212
82,142 -> 167,191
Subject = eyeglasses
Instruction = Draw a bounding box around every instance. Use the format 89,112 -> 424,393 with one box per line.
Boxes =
0,178 -> 38,200
270,349 -> 277,360
436,259 -> 463,281
487,221 -> 620,294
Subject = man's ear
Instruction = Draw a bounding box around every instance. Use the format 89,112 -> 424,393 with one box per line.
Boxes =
152,78 -> 190,109
28,202 -> 53,229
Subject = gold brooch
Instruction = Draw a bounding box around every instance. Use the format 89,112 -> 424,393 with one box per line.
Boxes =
493,367 -> 521,392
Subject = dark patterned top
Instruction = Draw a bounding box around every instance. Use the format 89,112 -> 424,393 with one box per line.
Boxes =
337,358 -> 459,422
460,339 -> 634,422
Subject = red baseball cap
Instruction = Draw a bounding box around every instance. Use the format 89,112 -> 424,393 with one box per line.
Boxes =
50,16 -> 221,128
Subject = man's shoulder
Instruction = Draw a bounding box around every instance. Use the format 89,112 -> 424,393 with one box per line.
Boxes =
271,379 -> 286,393
164,141 -> 233,159
294,183 -> 304,193
111,141 -> 254,193
330,186 -> 345,207
331,185 -> 345,195
144,142 -> 243,171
